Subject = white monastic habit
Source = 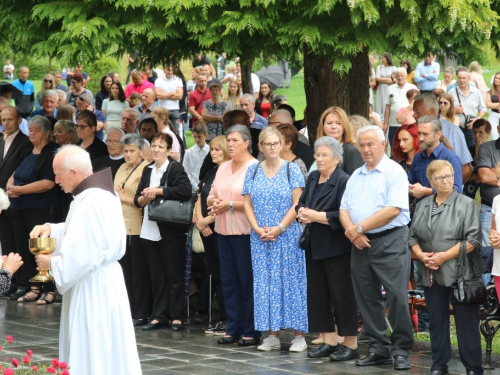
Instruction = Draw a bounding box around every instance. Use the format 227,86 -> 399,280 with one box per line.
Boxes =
47,168 -> 142,375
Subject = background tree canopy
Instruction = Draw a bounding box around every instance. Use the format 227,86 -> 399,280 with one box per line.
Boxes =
0,0 -> 497,142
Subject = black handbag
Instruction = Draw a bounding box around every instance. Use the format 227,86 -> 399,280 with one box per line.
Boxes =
451,241 -> 487,305
148,162 -> 195,228
298,224 -> 310,251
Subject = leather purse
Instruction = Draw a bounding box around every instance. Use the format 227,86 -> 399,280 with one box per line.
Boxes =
148,162 -> 195,228
298,224 -> 310,251
451,241 -> 487,305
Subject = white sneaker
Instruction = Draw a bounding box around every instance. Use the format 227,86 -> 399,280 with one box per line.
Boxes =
257,335 -> 281,351
289,336 -> 307,352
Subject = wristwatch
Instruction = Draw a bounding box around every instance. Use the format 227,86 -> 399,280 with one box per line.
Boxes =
229,201 -> 234,213
279,224 -> 287,233
357,223 -> 363,234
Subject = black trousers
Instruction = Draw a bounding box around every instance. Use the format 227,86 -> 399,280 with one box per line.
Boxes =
191,252 -> 210,314
13,207 -> 61,291
144,235 -> 186,324
200,231 -> 226,321
0,210 -> 18,291
351,226 -> 414,357
424,281 -> 483,374
119,236 -> 152,320
306,250 -> 358,335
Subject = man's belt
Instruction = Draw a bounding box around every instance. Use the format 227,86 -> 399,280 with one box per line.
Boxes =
364,226 -> 402,240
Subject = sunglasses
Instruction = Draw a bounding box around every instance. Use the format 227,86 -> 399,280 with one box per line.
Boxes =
438,101 -> 450,105
44,80 -> 52,83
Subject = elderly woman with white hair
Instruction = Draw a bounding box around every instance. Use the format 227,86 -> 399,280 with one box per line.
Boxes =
297,136 -> 359,361
6,116 -> 62,304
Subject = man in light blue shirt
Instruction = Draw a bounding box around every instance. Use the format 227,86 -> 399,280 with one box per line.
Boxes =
340,125 -> 413,370
414,53 -> 440,93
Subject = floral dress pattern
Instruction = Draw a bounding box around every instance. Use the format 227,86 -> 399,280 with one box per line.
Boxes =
203,100 -> 228,141
242,161 -> 308,332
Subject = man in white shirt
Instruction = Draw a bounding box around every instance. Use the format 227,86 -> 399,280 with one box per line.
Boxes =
383,68 -> 418,147
154,65 -> 183,125
3,59 -> 14,80
183,122 -> 209,192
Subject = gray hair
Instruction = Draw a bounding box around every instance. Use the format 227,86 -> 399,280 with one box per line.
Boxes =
226,124 -> 252,153
121,133 -> 144,150
414,93 -> 438,115
57,144 -> 92,174
314,136 -> 344,164
56,89 -> 66,97
28,115 -> 51,133
240,93 -> 255,105
42,89 -> 59,102
357,125 -> 385,143
395,67 -> 407,75
108,127 -> 125,138
122,108 -> 140,122
418,115 -> 442,133
456,66 -> 469,75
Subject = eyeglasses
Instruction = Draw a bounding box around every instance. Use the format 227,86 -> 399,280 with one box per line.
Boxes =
74,124 -> 91,130
106,140 -> 121,145
433,173 -> 454,183
261,141 -> 281,149
71,80 -> 80,84
314,154 -> 333,160
438,101 -> 450,106
44,80 -> 52,83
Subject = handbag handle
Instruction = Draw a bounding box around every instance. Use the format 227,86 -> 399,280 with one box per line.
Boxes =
455,240 -> 479,279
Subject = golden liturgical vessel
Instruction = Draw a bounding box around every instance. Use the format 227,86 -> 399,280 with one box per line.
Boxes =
29,238 -> 56,282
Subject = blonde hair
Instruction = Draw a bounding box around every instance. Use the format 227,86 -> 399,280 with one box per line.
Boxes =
210,135 -> 230,161
151,106 -> 169,123
259,126 -> 283,144
225,80 -> 241,105
318,106 -> 356,145
469,61 -> 482,74
225,65 -> 236,74
426,160 -> 453,182
41,74 -> 55,95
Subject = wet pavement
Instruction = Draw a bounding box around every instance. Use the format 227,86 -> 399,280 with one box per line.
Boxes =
1,297 -> 500,374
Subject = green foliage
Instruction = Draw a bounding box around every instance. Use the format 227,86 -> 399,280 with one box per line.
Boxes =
85,56 -> 120,94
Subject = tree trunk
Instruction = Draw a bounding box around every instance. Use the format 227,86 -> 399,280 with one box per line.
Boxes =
303,44 -> 349,146
348,46 -> 369,117
240,49 -> 255,96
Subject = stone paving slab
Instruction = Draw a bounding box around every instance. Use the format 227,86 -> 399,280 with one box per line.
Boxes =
1,298 -> 500,374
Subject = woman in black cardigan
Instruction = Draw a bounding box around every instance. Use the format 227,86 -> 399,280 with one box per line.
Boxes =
134,132 -> 192,332
296,136 -> 359,361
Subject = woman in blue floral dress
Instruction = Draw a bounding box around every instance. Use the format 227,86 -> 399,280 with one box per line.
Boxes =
242,127 -> 308,352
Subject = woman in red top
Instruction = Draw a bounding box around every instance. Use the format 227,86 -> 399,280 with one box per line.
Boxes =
255,81 -> 273,119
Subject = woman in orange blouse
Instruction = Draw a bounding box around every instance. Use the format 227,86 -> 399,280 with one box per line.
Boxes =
208,124 -> 260,346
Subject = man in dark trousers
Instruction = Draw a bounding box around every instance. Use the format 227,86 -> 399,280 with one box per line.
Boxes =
0,106 -> 33,297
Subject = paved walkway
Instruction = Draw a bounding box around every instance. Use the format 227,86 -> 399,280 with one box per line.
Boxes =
1,298 -> 499,374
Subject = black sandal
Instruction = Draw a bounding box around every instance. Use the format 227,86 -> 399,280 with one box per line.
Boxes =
36,291 -> 55,305
17,289 -> 41,303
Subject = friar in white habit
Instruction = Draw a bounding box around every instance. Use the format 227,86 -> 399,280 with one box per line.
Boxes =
30,145 -> 142,375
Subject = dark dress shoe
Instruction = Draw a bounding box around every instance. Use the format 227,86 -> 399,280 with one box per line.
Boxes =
307,343 -> 340,358
133,319 -> 148,326
393,355 -> 410,370
329,345 -> 360,361
9,289 -> 29,301
466,372 -> 481,375
355,352 -> 393,366
431,370 -> 449,375
170,323 -> 184,331
142,322 -> 166,331
218,336 -> 239,344
193,313 -> 207,324
237,337 -> 260,346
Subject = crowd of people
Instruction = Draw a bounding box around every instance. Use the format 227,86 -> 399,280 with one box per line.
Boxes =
0,52 -> 498,375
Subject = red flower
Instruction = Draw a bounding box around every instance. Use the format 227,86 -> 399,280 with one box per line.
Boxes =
5,337 -> 12,344
27,349 -> 33,357
0,346 -> 2,351
3,369 -> 14,375
31,365 -> 38,372
46,367 -> 56,374
10,358 -> 18,368
22,355 -> 30,364
59,362 -> 68,369
51,359 -> 59,368
61,370 -> 70,375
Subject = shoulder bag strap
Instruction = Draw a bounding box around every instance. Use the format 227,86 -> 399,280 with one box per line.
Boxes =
196,90 -> 208,112
252,161 -> 262,180
121,160 -> 144,189
456,87 -> 462,106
